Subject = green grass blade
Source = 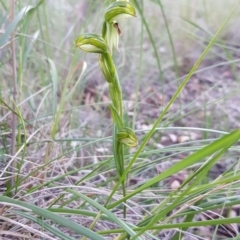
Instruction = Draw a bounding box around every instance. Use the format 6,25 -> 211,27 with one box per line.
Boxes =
132,0 -> 163,81
108,129 -> 240,209
46,58 -> 58,119
179,146 -> 227,190
0,196 -> 105,240
98,217 -> 240,234
0,98 -> 20,117
15,211 -> 75,240
156,0 -> 178,77
50,208 -> 111,221
67,189 -> 140,239
0,6 -> 34,47
0,0 -> 7,11
22,30 -> 40,68
139,147 -> 231,238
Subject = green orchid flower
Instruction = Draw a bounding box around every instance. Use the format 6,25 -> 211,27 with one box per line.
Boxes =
103,1 -> 136,54
105,1 -> 136,23
75,33 -> 108,53
117,127 -> 138,148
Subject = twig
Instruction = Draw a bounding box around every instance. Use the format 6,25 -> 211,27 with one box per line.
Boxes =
0,37 -> 18,50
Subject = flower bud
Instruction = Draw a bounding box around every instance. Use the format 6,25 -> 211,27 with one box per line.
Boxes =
117,127 -> 138,147
75,33 -> 108,53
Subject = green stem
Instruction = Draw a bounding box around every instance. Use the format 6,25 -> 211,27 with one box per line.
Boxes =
114,72 -> 123,118
113,125 -> 126,219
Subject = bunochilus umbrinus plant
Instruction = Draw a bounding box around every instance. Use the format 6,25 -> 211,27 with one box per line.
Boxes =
75,0 -> 137,219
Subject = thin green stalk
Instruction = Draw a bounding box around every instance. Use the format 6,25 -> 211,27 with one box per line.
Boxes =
36,4 -> 49,86
42,1 -> 53,57
14,105 -> 27,195
132,0 -> 163,82
97,217 -> 240,234
157,0 -> 178,78
50,59 -> 76,138
0,0 -> 7,10
81,211 -> 103,240
9,0 -> 17,193
156,0 -> 183,126
203,0 -> 208,23
116,128 -> 127,218
132,0 -> 143,128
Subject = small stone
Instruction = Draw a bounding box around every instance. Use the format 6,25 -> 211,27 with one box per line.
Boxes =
171,180 -> 181,190
169,133 -> 178,143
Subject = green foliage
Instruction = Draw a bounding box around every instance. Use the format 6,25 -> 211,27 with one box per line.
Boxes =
1,0 -> 240,239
